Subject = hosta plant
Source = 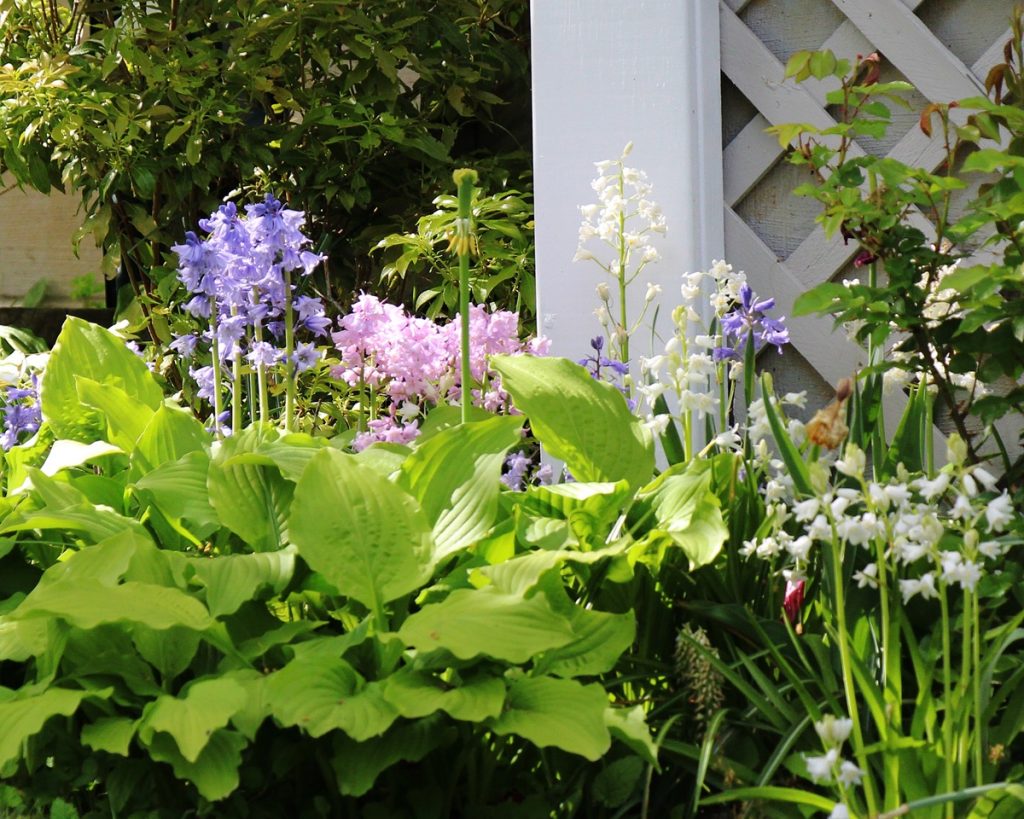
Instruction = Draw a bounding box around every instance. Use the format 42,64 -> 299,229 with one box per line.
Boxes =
0,316 -> 729,817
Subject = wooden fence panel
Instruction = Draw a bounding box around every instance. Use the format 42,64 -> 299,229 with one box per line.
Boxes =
0,179 -> 102,308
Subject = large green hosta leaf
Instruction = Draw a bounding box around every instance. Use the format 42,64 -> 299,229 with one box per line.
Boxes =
331,715 -> 453,797
221,432 -> 325,482
81,716 -> 136,757
398,587 -> 575,663
0,687 -> 110,768
534,607 -> 636,678
289,448 -> 435,611
134,403 -> 208,472
40,440 -> 123,477
605,705 -> 658,765
398,415 -> 523,559
491,355 -> 653,489
478,546 -> 625,597
630,463 -> 727,570
76,377 -> 155,451
523,480 -> 633,546
208,426 -> 292,552
382,669 -> 506,722
134,450 -> 218,539
144,728 -> 247,801
36,529 -> 142,589
187,548 -> 296,617
0,503 -> 147,544
489,676 -> 611,760
41,318 -> 162,441
10,578 -> 212,631
138,678 -> 248,762
266,655 -> 397,741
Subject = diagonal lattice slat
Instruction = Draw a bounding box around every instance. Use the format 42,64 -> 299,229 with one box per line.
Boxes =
719,0 -> 1007,443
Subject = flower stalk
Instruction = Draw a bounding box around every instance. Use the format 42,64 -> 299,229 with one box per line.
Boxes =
452,168 -> 478,424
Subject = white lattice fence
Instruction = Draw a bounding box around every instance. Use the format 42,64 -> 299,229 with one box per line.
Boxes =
720,0 -> 1010,428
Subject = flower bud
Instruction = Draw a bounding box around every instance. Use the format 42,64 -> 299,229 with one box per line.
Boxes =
596,282 -> 611,301
946,433 -> 967,468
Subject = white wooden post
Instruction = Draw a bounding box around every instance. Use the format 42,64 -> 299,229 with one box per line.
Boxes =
531,0 -> 724,365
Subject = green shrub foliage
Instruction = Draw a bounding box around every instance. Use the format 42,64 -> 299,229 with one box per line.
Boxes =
0,1 -> 531,314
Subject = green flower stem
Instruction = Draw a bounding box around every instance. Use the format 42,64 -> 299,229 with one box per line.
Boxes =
231,306 -> 242,430
617,169 -> 630,369
253,290 -> 269,424
954,593 -> 970,790
925,388 -> 936,477
873,531 -> 901,809
829,534 -> 879,817
283,268 -> 295,432
453,168 -> 478,424
209,303 -> 224,439
959,589 -> 972,789
459,250 -> 472,423
972,589 -> 982,786
939,584 -> 955,818
681,332 -> 692,461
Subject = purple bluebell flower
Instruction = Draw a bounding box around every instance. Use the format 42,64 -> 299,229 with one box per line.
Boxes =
189,365 -> 220,402
173,193 -> 331,424
293,295 -> 324,319
292,342 -> 321,373
501,451 -> 531,490
247,341 -> 279,368
298,314 -> 332,338
715,283 -> 789,360
185,295 -> 212,320
578,336 -> 631,404
169,333 -> 199,358
1,384 -> 41,450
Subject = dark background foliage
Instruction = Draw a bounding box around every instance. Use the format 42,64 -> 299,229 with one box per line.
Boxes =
0,0 -> 532,321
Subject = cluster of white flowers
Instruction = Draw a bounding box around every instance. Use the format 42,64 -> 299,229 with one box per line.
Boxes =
881,340 -> 988,399
919,260 -> 962,329
741,435 -> 1012,603
841,257 -> 989,403
634,261 -> 754,439
747,392 -> 808,453
805,715 -> 862,819
574,142 -> 666,279
576,143 -> 668,371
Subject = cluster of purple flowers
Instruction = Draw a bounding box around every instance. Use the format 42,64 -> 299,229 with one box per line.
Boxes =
170,194 -> 326,410
500,450 -> 554,491
712,283 -> 789,362
1,382 -> 41,450
578,336 -> 636,410
331,294 -> 549,450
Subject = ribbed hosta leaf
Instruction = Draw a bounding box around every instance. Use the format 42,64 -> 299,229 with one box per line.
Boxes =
398,587 -> 574,662
398,415 -> 522,559
489,676 -> 611,760
208,427 -> 292,552
139,677 -> 247,762
41,318 -> 162,441
0,687 -> 109,768
289,448 -> 434,609
12,579 -> 211,631
491,355 -> 653,490
266,655 -> 397,741
382,670 -> 505,722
